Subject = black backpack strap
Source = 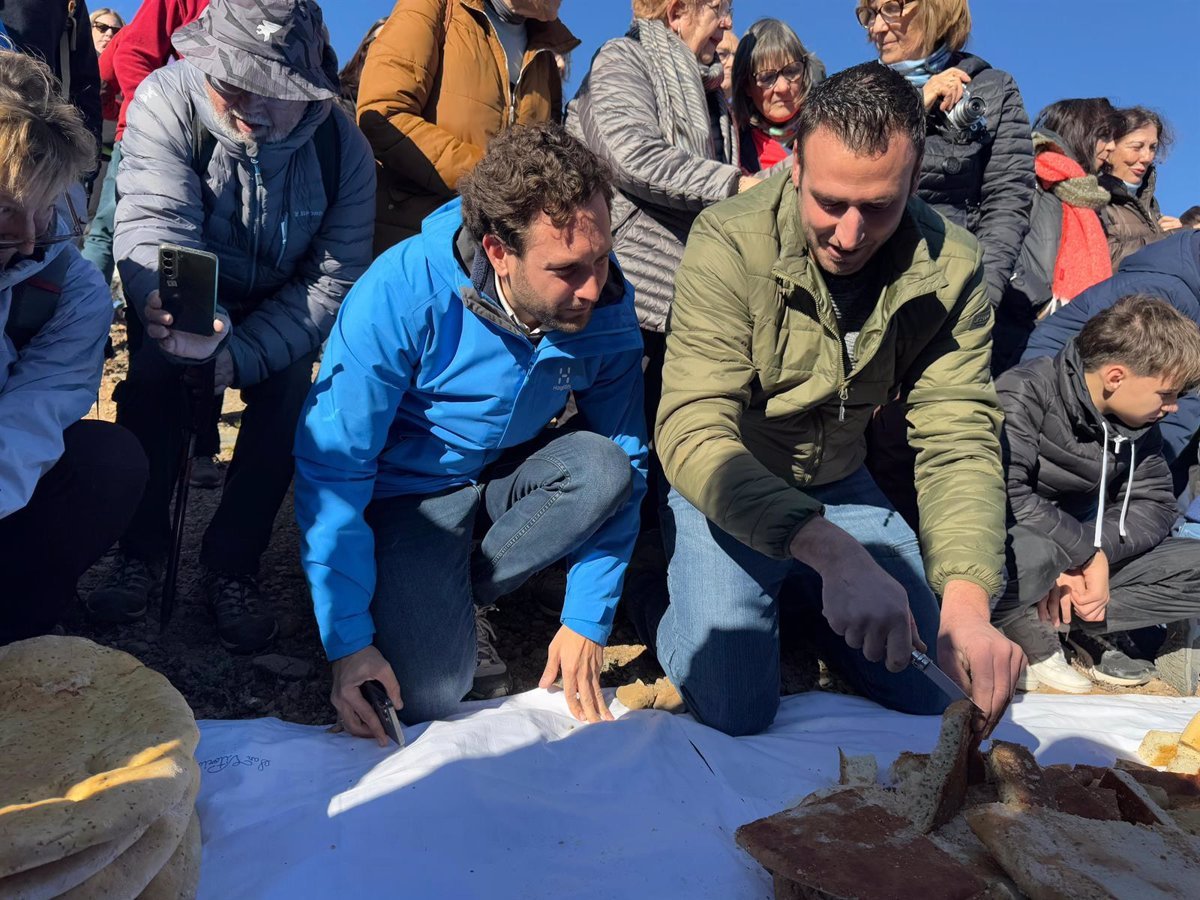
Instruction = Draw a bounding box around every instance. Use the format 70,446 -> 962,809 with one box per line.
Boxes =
312,110 -> 341,210
6,251 -> 71,351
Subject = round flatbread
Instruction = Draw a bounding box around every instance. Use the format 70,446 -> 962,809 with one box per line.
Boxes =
0,637 -> 199,878
58,780 -> 198,900
138,808 -> 202,900
0,822 -> 150,900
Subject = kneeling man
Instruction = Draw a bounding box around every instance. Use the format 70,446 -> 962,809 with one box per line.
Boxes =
295,124 -> 647,740
651,63 -> 1023,736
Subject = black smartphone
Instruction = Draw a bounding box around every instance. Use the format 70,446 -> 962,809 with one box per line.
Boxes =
360,680 -> 405,747
158,243 -> 218,336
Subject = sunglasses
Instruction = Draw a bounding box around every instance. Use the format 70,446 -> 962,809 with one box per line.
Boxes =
753,61 -> 808,90
0,191 -> 86,250
856,1 -> 917,29
92,22 -> 121,36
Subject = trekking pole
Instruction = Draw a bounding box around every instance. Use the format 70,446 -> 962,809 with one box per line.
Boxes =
161,359 -> 216,632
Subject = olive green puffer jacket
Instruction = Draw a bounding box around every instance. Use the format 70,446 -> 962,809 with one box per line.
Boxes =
657,173 -> 1006,597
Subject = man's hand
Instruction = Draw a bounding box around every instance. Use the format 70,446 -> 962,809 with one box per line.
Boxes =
938,581 -> 1024,737
330,646 -> 403,747
922,67 -> 971,113
790,516 -> 923,673
1159,215 -> 1184,233
539,625 -> 613,724
144,289 -> 230,360
1074,551 -> 1110,622
213,349 -> 235,394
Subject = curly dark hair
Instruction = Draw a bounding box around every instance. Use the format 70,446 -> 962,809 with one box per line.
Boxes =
459,123 -> 613,255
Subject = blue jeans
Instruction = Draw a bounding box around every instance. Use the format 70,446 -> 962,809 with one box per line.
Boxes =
367,431 -> 632,724
82,140 -> 120,286
655,467 -> 946,735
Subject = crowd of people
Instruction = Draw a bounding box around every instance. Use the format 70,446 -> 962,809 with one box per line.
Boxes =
1,0 -> 1198,746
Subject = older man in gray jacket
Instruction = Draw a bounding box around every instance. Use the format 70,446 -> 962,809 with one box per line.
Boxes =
87,0 -> 375,653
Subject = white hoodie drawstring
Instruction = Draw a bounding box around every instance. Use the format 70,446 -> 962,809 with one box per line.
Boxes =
1094,420 -> 1135,548
1094,421 -> 1110,549
1117,440 -> 1135,539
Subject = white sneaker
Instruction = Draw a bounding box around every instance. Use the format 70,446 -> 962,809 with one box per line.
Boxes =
1002,610 -> 1091,694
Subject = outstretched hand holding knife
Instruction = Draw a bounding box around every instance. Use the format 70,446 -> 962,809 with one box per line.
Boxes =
791,517 -> 1025,737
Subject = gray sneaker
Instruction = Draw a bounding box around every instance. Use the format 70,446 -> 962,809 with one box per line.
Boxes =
1067,630 -> 1155,687
84,554 -> 160,624
468,605 -> 511,700
1156,618 -> 1200,697
189,456 -> 223,489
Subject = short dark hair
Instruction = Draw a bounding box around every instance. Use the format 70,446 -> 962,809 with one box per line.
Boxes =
1181,206 -> 1200,229
731,18 -> 823,128
1033,98 -> 1119,173
794,62 -> 925,166
459,123 -> 613,255
1114,106 -> 1173,162
1078,295 -> 1200,390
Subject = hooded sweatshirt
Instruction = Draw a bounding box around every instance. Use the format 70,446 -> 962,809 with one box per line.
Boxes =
998,339 -> 1178,569
0,222 -> 114,518
1023,231 -> 1200,492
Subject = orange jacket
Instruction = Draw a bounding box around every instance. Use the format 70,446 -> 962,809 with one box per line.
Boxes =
357,0 -> 578,252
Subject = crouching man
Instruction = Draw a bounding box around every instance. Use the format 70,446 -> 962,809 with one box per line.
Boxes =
295,124 -> 648,740
87,0 -> 375,653
646,63 -> 1024,736
0,51 -> 147,643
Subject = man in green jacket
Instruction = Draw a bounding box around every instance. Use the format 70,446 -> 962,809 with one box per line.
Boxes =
645,62 -> 1024,737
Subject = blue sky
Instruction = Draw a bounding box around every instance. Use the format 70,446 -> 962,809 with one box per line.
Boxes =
108,0 -> 1197,212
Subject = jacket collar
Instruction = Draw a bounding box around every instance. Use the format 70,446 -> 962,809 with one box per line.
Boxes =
771,177 -> 949,320
1056,338 -> 1152,444
460,0 -> 581,54
450,223 -> 630,341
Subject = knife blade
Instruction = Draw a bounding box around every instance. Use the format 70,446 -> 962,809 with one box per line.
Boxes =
910,650 -> 976,708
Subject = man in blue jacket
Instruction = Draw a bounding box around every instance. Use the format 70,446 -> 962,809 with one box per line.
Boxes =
294,124 -> 648,740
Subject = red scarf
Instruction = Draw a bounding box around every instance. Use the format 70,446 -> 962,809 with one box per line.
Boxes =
749,128 -> 790,172
1035,152 -> 1112,302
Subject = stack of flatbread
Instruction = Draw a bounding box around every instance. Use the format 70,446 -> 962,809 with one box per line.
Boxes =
0,637 -> 202,899
737,700 -> 1200,900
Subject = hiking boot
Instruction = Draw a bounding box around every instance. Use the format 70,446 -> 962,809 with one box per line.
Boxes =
467,605 -> 511,700
190,456 -> 223,489
1002,610 -> 1091,694
202,570 -> 277,655
84,554 -> 160,624
1155,618 -> 1200,697
1067,630 -> 1154,687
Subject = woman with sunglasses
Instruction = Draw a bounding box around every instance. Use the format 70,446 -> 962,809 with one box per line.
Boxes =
89,8 -> 124,55
856,0 -> 1034,310
730,18 -> 824,175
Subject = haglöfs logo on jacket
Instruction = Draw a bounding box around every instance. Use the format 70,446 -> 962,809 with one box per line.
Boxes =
554,367 -> 572,391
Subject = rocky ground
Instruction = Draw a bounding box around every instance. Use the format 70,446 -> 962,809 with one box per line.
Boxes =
67,323 -> 1181,727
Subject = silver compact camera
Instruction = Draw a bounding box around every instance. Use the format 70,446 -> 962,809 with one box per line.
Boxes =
945,90 -> 988,131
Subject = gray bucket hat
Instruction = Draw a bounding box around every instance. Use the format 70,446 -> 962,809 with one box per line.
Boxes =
172,0 -> 340,102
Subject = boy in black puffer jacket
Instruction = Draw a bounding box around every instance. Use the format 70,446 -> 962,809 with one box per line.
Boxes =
994,296 -> 1200,697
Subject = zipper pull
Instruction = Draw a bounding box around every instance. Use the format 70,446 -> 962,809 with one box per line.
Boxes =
838,384 -> 848,422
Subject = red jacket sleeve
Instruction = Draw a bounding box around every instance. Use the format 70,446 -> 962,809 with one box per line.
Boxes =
112,0 -> 210,140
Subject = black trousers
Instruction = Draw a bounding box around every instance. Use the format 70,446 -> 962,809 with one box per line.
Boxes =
993,524 -> 1200,633
0,420 -> 147,643
115,313 -> 317,574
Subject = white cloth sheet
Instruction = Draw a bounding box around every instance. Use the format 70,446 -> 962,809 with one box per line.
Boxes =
194,690 -> 1200,899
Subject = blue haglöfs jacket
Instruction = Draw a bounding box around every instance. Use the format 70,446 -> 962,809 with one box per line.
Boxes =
294,199 -> 648,661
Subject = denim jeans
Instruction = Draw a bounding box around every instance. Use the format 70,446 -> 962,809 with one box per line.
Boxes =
82,140 -> 120,286
366,431 -> 633,724
654,466 -> 946,736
